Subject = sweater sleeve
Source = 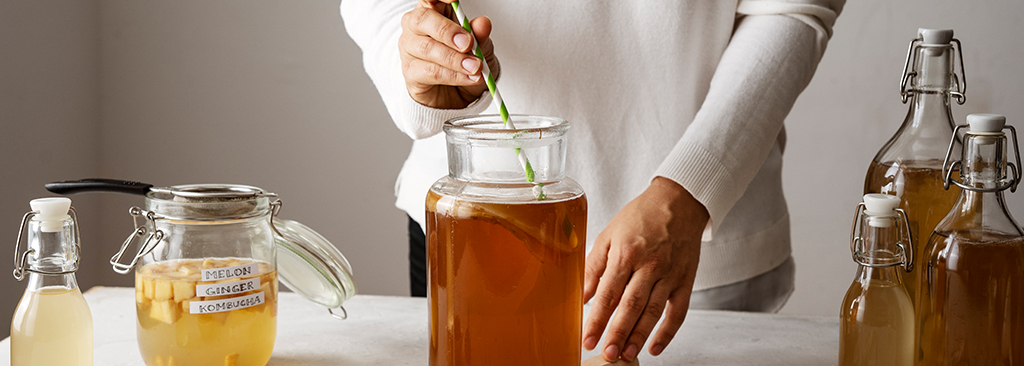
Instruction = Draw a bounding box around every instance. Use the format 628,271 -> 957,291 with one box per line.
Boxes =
340,0 -> 492,140
653,0 -> 844,239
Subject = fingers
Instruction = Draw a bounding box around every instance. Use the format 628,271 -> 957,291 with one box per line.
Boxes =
584,233 -> 611,304
649,286 -> 693,356
600,268 -> 658,362
582,250 -> 630,355
621,280 -> 672,361
403,6 -> 472,53
405,58 -> 480,89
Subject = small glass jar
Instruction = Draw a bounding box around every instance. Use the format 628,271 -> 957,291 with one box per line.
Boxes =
426,115 -> 587,365
110,184 -> 355,366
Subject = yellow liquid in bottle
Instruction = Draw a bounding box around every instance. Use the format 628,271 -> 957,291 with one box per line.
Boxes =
11,286 -> 94,366
839,277 -> 914,366
916,232 -> 1024,365
136,259 -> 278,366
865,160 -> 960,305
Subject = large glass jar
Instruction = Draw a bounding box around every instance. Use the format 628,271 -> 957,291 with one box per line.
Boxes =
108,184 -> 355,366
426,115 -> 587,366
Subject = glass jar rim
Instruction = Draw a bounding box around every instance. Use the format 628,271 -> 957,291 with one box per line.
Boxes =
144,184 -> 275,221
444,114 -> 569,141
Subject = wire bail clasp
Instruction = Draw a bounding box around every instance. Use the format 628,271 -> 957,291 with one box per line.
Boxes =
13,207 -> 83,281
849,203 -> 914,272
899,36 -> 967,104
110,207 -> 164,274
943,124 -> 1022,192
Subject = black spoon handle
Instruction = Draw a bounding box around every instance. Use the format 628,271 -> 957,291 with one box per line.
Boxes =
45,178 -> 154,196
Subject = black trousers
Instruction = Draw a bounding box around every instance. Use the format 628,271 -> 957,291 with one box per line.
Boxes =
409,216 -> 427,297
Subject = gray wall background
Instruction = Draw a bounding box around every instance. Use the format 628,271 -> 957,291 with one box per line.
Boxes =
2,0 -> 1023,340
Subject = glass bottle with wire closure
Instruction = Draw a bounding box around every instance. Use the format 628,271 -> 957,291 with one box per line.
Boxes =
839,194 -> 914,366
11,197 -> 93,366
864,28 -> 968,306
917,114 -> 1024,365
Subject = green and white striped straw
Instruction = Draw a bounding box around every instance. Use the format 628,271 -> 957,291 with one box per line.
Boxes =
451,1 -> 546,200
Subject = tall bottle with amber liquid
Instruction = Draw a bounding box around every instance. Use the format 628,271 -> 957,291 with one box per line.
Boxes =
917,114 -> 1024,365
839,194 -> 914,366
864,28 -> 968,306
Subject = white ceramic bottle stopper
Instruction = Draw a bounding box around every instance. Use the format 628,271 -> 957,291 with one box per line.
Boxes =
29,197 -> 72,233
863,194 -> 900,228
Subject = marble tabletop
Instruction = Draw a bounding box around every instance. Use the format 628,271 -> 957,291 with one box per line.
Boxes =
1,287 -> 840,365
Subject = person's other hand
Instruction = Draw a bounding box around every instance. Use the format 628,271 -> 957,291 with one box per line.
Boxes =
399,0 -> 497,109
583,176 -> 709,362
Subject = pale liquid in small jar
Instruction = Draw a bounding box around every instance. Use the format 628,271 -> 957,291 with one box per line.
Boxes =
136,258 -> 278,366
865,160 -> 960,305
917,232 -> 1024,365
839,278 -> 914,366
11,286 -> 93,366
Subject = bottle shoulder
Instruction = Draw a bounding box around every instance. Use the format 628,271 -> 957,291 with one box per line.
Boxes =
428,176 -> 586,205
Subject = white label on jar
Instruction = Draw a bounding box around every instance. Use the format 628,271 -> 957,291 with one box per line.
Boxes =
201,262 -> 259,282
195,277 -> 261,297
189,292 -> 265,314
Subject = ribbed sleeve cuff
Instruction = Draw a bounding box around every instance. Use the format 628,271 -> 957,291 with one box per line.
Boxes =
654,142 -> 740,240
394,92 -> 493,140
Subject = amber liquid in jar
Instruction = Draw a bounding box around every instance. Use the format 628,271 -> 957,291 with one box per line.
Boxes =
917,232 -> 1024,365
426,190 -> 586,366
135,258 -> 278,366
865,160 -> 960,304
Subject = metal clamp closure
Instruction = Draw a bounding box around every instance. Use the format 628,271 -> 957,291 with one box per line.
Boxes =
849,203 -> 914,272
943,125 -> 1022,192
13,207 -> 83,281
110,207 -> 164,274
900,37 -> 967,105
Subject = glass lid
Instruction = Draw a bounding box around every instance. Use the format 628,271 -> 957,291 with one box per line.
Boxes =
272,218 -> 356,319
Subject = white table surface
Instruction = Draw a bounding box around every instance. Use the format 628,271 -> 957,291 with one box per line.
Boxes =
2,287 -> 840,365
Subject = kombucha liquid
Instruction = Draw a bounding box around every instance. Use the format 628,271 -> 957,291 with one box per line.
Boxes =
11,286 -> 93,366
865,160 -> 960,305
917,232 -> 1024,365
135,259 -> 278,366
839,277 -> 914,366
426,190 -> 587,366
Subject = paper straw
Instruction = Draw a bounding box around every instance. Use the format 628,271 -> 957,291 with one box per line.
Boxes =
451,1 -> 546,200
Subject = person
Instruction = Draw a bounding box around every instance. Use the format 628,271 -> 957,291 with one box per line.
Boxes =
342,0 -> 844,362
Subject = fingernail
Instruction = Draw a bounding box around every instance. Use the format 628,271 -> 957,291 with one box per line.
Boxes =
462,57 -> 480,73
468,74 -> 480,82
453,33 -> 470,51
651,344 -> 665,356
583,336 -> 597,350
604,344 -> 620,360
623,344 -> 639,361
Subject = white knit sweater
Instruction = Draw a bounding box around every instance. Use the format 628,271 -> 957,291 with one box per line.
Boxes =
341,0 -> 844,290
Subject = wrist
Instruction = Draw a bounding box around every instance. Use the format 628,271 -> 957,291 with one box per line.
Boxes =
650,176 -> 709,226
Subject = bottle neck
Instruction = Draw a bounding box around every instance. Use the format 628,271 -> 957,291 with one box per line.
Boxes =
23,272 -> 79,292
940,133 -> 1023,236
902,46 -> 956,133
854,216 -> 906,283
855,265 -> 902,283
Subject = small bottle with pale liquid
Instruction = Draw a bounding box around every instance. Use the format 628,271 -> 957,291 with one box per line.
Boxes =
10,197 -> 93,366
839,194 -> 914,366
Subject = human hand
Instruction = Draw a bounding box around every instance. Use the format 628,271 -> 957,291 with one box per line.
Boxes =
583,176 -> 709,362
399,0 -> 498,109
